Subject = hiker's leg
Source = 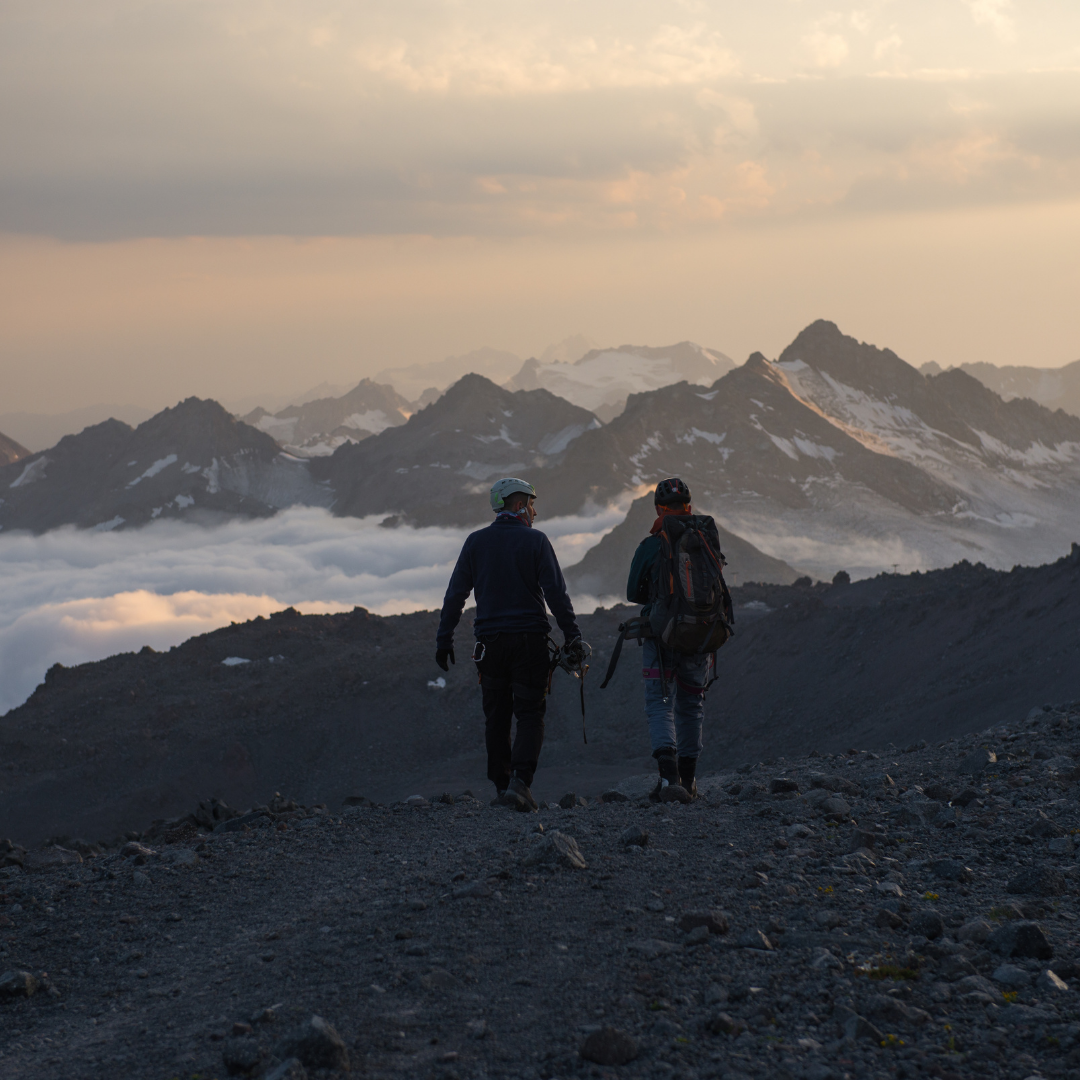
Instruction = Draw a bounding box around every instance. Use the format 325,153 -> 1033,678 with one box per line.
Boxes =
477,636 -> 514,792
673,653 -> 709,769
642,640 -> 676,753
508,632 -> 550,787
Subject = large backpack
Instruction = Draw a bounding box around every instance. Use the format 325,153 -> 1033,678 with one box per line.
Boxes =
648,514 -> 734,654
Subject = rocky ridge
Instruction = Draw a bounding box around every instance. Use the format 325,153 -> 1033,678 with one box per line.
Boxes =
2,548 -> 1078,854
241,381 -> 413,458
4,706 -> 1080,1079
0,430 -> 30,467
0,399 -> 332,534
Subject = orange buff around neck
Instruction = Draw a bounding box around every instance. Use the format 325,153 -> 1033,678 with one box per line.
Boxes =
650,503 -> 692,534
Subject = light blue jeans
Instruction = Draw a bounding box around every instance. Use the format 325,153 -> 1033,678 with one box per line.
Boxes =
642,640 -> 713,759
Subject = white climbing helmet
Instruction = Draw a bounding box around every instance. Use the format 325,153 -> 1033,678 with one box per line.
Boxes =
490,477 -> 536,511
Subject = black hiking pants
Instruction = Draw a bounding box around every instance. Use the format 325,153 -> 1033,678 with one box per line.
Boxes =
475,631 -> 549,791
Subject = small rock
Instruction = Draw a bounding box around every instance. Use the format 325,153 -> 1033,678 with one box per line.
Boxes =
274,1015 -> 349,1072
810,947 -> 843,970
0,970 -> 39,998
627,939 -> 678,959
875,881 -> 903,898
951,787 -> 980,806
819,797 -> 850,821
132,870 -> 150,887
958,747 -> 997,776
466,1019 -> 492,1040
1037,969 -> 1069,993
957,918 -> 992,944
558,793 -> 587,809
23,846 -> 84,871
992,964 -> 1032,989
420,969 -> 459,991
452,881 -> 492,900
406,795 -> 429,807
232,1022 -> 254,1036
986,920 -> 1054,960
785,823 -> 812,840
677,910 -> 729,935
620,826 -> 649,848
580,1026 -> 638,1065
923,783 -> 953,803
1007,865 -> 1067,897
600,790 -> 629,803
929,858 -> 974,883
222,1037 -> 266,1076
263,1060 -> 307,1080
846,828 -> 878,853
684,924 -> 711,946
838,1008 -> 883,1043
342,795 -> 372,808
736,929 -> 772,950
706,1012 -> 745,1036
910,909 -> 945,941
814,910 -> 841,930
999,1003 -> 1058,1025
1049,836 -> 1075,856
940,955 -> 978,980
522,831 -> 587,870
769,777 -> 799,794
874,908 -> 904,930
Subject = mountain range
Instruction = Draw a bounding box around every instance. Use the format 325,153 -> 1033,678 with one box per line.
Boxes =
240,379 -> 412,457
3,321 -> 1079,585
505,341 -> 734,422
0,398 -> 330,533
537,321 -> 1080,578
924,357 -> 1080,419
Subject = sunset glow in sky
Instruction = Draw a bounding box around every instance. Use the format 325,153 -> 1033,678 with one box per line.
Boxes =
3,0 -> 1079,411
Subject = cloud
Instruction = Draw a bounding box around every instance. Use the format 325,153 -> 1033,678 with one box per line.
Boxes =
961,0 -> 1015,43
803,30 -> 850,69
3,2 -> 1080,239
0,506 -> 623,715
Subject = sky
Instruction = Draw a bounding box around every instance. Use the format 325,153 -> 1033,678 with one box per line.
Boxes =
2,0 -> 1080,413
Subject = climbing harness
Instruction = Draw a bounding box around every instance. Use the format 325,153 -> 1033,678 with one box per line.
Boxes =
546,637 -> 592,744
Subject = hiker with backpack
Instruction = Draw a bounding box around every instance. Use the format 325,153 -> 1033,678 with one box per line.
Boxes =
603,477 -> 733,803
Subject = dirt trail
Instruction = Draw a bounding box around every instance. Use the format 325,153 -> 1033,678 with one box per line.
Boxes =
4,707 -> 1080,1079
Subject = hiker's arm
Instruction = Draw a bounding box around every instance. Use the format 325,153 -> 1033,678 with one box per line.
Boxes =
436,545 -> 474,650
538,539 -> 580,642
626,538 -> 656,603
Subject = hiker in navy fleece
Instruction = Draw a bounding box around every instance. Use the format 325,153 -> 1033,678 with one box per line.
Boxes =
436,478 -> 581,811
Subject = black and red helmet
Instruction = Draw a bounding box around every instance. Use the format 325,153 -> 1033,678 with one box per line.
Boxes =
654,477 -> 691,506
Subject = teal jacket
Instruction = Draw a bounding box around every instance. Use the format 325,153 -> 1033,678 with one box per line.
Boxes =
626,533 -> 662,613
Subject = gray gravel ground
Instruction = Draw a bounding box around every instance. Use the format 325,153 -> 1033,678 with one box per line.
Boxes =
4,702 -> 1080,1080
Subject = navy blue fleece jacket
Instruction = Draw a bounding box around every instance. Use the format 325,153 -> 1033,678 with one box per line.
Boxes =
436,517 -> 580,649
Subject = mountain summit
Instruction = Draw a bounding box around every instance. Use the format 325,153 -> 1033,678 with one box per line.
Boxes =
0,428 -> 29,467
0,398 -> 330,533
313,373 -> 600,526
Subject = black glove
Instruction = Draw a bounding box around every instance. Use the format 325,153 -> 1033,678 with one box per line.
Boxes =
563,637 -> 585,666
435,647 -> 455,672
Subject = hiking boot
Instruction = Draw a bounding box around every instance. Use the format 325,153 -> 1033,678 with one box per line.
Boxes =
490,790 -> 507,807
673,756 -> 699,799
506,775 -> 538,812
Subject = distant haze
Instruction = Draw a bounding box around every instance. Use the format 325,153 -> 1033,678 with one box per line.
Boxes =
1,2 -> 1078,411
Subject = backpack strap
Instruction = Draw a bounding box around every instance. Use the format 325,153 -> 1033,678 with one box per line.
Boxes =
599,617 -> 654,689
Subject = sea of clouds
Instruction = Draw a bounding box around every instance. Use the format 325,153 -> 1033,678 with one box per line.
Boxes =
0,506 -> 625,715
